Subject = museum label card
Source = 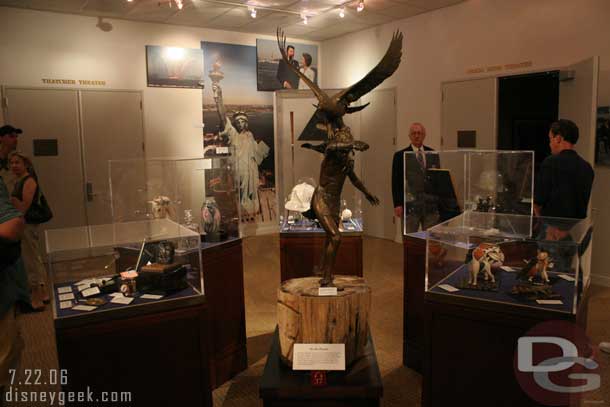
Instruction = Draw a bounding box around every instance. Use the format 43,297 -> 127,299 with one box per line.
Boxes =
58,293 -> 75,301
72,305 -> 97,312
57,286 -> 72,294
293,344 -> 345,371
216,147 -> 229,154
536,299 -> 563,305
201,159 -> 212,170
80,287 -> 101,298
109,292 -> 124,298
59,301 -> 73,309
140,294 -> 164,300
558,274 -> 576,282
438,284 -> 459,293
318,287 -> 338,296
111,296 -> 134,305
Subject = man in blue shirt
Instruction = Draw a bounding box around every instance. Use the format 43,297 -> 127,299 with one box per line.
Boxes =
0,175 -> 28,400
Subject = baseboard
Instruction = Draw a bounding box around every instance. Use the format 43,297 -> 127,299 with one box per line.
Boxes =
591,274 -> 610,288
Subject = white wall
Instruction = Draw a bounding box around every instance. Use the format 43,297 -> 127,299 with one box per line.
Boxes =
321,0 -> 610,284
0,7 -> 319,159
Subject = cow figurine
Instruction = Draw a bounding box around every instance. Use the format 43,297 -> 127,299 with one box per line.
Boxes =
524,249 -> 551,284
469,243 -> 504,286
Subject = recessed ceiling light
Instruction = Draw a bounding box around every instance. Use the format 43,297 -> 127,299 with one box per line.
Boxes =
356,0 -> 364,12
339,7 -> 345,18
250,7 -> 257,18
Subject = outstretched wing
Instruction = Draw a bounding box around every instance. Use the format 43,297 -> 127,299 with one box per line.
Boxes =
276,28 -> 326,103
334,31 -> 403,104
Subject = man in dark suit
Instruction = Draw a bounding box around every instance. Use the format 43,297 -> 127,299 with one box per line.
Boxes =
391,122 -> 440,233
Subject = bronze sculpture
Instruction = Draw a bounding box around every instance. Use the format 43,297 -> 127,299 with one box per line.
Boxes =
276,29 -> 404,287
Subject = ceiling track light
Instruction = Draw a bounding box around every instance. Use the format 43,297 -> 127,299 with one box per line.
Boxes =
339,7 -> 345,18
250,7 -> 257,18
175,0 -> 183,9
301,13 -> 308,24
356,0 -> 364,12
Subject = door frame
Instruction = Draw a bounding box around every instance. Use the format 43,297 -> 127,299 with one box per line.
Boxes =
1,85 -> 146,227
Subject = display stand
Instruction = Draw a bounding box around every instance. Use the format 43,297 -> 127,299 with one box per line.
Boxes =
201,237 -> 248,388
115,238 -> 247,389
280,230 -> 363,282
55,300 -> 212,407
422,287 -> 590,407
402,233 -> 426,373
259,328 -> 383,407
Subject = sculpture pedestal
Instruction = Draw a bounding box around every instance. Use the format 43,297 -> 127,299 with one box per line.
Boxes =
277,276 -> 371,367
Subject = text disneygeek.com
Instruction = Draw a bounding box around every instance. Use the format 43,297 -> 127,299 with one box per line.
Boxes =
3,387 -> 132,405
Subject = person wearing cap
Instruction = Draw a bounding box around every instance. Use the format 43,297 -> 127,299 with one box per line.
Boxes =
0,125 -> 22,193
212,83 -> 270,220
391,122 -> 440,233
534,119 -> 594,219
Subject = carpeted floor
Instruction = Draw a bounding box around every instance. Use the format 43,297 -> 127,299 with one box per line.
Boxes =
7,234 -> 610,406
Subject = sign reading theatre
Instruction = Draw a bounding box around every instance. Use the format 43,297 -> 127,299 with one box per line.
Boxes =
42,79 -> 106,86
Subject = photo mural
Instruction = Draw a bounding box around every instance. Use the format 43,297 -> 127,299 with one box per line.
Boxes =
201,41 -> 277,225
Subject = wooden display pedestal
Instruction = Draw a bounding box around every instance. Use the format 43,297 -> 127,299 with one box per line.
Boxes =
422,290 -> 590,407
277,276 -> 371,366
55,301 -> 212,407
280,231 -> 363,282
403,234 -> 426,373
260,328 -> 383,407
115,237 -> 247,389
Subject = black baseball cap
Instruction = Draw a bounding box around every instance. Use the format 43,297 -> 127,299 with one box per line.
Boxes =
0,125 -> 22,136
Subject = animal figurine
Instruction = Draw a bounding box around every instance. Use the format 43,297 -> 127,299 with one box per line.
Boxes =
521,249 -> 551,284
469,243 -> 504,286
150,195 -> 173,219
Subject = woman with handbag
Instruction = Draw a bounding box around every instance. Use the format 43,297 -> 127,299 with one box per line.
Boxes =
9,152 -> 51,311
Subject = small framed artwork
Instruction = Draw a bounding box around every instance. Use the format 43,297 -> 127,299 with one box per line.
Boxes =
146,45 -> 204,89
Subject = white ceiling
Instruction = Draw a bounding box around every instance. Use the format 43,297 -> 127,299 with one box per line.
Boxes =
0,0 -> 465,40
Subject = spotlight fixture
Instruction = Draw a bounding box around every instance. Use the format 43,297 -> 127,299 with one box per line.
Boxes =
302,14 -> 308,24
175,0 -> 183,9
250,7 -> 257,18
339,7 -> 345,18
356,0 -> 364,12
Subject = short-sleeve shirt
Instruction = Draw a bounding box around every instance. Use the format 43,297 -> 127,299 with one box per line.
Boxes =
0,176 -> 29,317
534,150 -> 594,219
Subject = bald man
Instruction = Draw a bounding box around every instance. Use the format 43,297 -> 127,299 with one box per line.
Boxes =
391,122 -> 440,233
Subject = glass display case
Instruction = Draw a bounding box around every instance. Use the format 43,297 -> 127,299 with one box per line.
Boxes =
425,211 -> 593,314
403,149 -> 534,235
45,219 -> 203,325
109,156 -> 240,247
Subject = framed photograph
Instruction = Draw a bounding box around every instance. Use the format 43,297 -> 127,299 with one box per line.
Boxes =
146,45 -> 204,88
256,39 -> 319,91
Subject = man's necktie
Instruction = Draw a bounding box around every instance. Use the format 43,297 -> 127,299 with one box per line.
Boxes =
416,149 -> 425,169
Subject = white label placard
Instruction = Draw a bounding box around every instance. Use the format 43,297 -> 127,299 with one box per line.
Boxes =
80,287 -> 101,298
536,299 -> 563,305
72,305 -> 97,312
293,344 -> 345,371
216,147 -> 229,154
438,284 -> 459,293
318,287 -> 338,296
558,274 -> 576,282
58,293 -> 75,301
109,292 -> 124,298
140,294 -> 164,300
59,301 -> 73,309
57,286 -> 72,294
111,296 -> 134,305
202,159 -> 212,170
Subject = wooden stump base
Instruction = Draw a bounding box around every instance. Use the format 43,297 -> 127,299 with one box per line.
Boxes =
277,276 -> 371,367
